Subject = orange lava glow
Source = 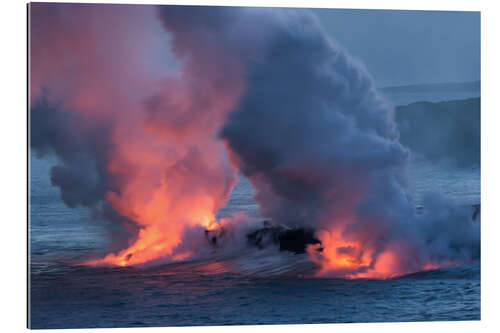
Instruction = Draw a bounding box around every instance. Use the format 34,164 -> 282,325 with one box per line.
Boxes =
30,5 -> 245,268
309,224 -> 449,279
85,179 -> 232,267
31,5 -> 464,279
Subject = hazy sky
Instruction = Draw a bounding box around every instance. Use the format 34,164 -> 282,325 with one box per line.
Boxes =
313,9 -> 480,87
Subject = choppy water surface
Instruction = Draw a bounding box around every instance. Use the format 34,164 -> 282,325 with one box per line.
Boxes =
30,260 -> 479,328
29,138 -> 480,328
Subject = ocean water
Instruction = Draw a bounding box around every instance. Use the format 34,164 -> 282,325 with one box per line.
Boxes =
30,260 -> 479,328
28,151 -> 480,329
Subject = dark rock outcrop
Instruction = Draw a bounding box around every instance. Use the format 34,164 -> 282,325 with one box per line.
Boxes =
395,98 -> 480,166
246,221 -> 322,254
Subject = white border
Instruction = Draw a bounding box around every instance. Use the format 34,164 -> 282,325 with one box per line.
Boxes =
1,0 -> 499,332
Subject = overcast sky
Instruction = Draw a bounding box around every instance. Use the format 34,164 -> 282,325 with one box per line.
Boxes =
313,9 -> 480,87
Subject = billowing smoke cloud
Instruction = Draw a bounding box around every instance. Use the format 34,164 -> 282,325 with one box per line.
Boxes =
215,7 -> 479,278
30,4 -> 479,277
30,3 -> 242,265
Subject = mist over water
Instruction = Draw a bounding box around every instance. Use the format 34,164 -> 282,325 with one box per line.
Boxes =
30,149 -> 480,271
29,4 -> 480,276
29,4 -> 480,328
29,80 -> 481,327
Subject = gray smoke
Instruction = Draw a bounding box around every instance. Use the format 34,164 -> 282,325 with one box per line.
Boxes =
30,95 -> 139,253
31,5 -> 479,272
206,7 -> 480,272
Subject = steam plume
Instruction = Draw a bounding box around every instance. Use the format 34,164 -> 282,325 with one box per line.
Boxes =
30,3 -> 241,265
30,4 -> 479,277
215,7 -> 479,278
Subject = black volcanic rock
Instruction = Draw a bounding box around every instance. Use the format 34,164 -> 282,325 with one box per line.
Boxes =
204,227 -> 226,248
472,204 -> 480,221
246,221 -> 322,254
205,204 -> 479,253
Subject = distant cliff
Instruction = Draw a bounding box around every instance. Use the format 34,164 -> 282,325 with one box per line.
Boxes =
379,81 -> 480,105
381,81 -> 480,94
395,98 -> 480,166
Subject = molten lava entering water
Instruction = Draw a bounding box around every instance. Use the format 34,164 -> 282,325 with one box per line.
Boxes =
309,224 -> 457,279
30,4 -> 478,278
30,3 -> 243,268
84,143 -> 237,267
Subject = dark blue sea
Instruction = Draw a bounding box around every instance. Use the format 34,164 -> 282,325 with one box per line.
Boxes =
29,90 -> 480,329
